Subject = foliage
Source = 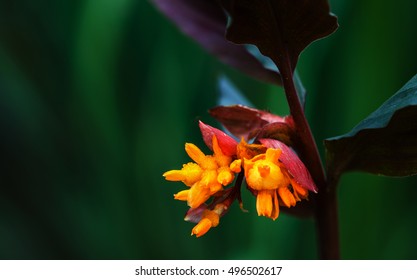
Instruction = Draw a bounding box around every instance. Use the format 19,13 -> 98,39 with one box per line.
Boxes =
154,0 -> 417,259
1,0 -> 417,259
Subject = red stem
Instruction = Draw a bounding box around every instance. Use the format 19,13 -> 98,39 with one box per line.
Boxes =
279,57 -> 340,259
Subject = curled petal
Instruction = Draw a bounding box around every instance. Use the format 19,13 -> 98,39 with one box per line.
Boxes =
278,187 -> 297,207
191,218 -> 212,237
270,191 -> 279,221
259,138 -> 318,193
185,143 -> 207,165
230,159 -> 242,173
174,190 -> 189,201
291,180 -> 309,199
217,166 -> 234,186
163,163 -> 203,187
265,147 -> 281,163
199,121 -> 238,156
188,183 -> 211,208
191,210 -> 220,238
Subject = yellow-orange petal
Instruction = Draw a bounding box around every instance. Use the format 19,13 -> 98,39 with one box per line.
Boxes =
270,190 -> 280,220
291,180 -> 309,199
230,159 -> 242,173
256,190 -> 273,218
265,148 -> 281,163
199,169 -> 222,194
163,163 -> 203,187
191,209 -> 220,238
185,143 -> 206,165
188,183 -> 211,208
258,164 -> 271,177
163,170 -> 183,181
246,160 -> 285,190
217,167 -> 234,186
237,139 -> 267,160
209,182 -> 222,194
202,209 -> 220,227
191,218 -> 212,237
181,163 -> 203,186
203,156 -> 219,170
278,187 -> 297,207
173,190 -> 189,201
200,169 -> 218,187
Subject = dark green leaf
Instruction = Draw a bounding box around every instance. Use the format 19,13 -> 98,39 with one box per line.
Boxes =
325,74 -> 417,177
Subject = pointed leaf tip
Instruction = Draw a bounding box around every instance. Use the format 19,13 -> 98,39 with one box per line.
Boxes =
325,74 -> 417,178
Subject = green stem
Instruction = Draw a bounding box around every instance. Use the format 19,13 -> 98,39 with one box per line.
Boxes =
279,57 -> 340,259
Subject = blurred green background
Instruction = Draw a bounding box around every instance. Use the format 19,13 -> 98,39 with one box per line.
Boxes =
1,0 -> 417,259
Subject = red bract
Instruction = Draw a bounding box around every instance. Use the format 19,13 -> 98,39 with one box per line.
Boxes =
198,121 -> 238,157
209,105 -> 289,139
260,138 -> 317,193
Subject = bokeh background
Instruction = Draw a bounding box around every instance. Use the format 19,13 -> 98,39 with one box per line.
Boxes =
1,0 -> 417,259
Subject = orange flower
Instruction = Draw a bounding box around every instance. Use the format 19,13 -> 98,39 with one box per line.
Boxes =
191,204 -> 226,237
163,135 -> 241,208
163,120 -> 317,237
243,147 -> 310,220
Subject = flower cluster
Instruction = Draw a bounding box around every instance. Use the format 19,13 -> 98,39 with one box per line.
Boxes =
163,106 -> 317,237
164,134 -> 241,209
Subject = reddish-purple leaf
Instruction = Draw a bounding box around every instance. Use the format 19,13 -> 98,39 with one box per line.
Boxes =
209,105 -> 286,139
251,121 -> 295,146
221,0 -> 338,74
151,0 -> 282,85
199,121 -> 238,156
260,138 -> 318,192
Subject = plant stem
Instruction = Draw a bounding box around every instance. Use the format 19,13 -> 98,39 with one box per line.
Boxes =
316,175 -> 340,259
279,58 -> 340,259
